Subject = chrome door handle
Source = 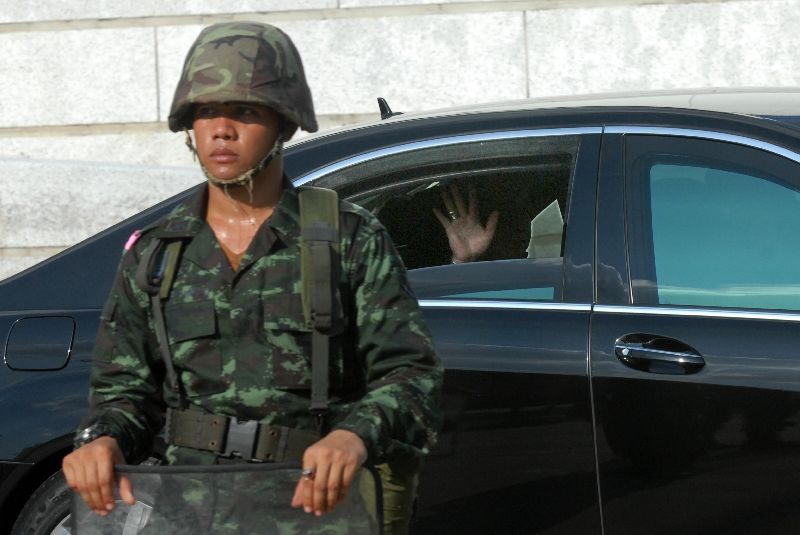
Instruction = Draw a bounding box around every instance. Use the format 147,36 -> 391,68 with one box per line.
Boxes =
614,335 -> 705,374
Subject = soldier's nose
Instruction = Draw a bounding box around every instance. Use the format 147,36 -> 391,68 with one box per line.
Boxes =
212,118 -> 237,140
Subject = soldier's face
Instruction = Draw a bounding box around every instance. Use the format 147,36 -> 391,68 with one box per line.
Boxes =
192,102 -> 280,181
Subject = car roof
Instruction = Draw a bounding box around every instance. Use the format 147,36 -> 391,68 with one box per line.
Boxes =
289,87 -> 800,147
401,87 -> 800,118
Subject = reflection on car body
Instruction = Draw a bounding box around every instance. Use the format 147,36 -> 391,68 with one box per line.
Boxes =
3,89 -> 800,535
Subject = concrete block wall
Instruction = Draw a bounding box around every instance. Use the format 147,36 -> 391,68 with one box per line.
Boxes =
2,0 -> 798,281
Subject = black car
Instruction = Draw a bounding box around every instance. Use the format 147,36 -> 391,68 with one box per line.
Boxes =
3,89 -> 800,534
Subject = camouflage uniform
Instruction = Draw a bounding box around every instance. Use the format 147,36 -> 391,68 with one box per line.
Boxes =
85,179 -> 442,468
78,21 -> 440,534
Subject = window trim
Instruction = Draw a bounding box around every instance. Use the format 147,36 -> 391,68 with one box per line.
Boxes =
420,300 -> 591,312
297,127 -> 592,304
623,132 -> 800,312
294,127 -> 603,186
296,125 -> 800,187
605,126 -> 800,164
595,304 -> 800,322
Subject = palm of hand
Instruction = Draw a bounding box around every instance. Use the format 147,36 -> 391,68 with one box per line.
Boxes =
447,213 -> 496,262
432,185 -> 499,263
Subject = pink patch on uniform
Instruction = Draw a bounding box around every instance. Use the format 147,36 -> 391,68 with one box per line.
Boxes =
124,230 -> 142,251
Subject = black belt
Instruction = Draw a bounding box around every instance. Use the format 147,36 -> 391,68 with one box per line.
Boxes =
166,409 -> 320,462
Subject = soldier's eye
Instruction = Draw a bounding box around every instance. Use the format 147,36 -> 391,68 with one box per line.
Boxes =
195,106 -> 216,118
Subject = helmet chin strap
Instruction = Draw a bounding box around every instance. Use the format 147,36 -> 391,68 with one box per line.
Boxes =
184,129 -> 283,189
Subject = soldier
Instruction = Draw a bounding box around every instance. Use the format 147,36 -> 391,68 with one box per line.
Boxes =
62,22 -> 443,534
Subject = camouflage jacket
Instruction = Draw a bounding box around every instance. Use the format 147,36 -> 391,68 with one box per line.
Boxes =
85,180 -> 443,465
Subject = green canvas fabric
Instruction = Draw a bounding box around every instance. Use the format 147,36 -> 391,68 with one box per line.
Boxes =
84,179 -> 442,466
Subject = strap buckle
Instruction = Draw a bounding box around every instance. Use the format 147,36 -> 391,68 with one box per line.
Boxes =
222,419 -> 259,459
310,410 -> 328,435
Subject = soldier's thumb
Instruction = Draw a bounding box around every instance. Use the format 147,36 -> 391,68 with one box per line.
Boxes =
118,475 -> 136,505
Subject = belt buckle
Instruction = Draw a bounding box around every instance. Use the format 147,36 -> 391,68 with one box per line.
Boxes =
222,419 -> 258,459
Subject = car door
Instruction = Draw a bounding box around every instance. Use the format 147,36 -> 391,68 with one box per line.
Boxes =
301,124 -> 603,534
592,129 -> 800,534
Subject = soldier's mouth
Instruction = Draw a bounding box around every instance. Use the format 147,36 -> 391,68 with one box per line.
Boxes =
210,148 -> 238,163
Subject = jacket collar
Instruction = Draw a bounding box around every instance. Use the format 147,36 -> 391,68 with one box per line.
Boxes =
162,177 -> 301,272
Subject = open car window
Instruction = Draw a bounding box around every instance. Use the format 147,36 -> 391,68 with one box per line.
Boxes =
312,133 -> 580,303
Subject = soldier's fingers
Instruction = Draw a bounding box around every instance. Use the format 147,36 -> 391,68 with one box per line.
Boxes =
301,466 -> 316,514
312,463 -> 332,516
342,460 -> 360,486
65,461 -> 90,511
291,478 -> 305,508
97,459 -> 116,510
82,462 -> 106,515
62,461 -> 76,492
299,447 -> 318,513
341,461 -> 361,505
325,463 -> 345,512
118,475 -> 135,506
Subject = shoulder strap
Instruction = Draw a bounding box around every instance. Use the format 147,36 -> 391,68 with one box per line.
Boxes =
134,234 -> 185,300
135,238 -> 187,407
299,187 -> 340,326
298,187 -> 340,427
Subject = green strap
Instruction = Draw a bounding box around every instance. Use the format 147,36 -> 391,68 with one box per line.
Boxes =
135,238 -> 186,407
298,187 -> 340,422
160,241 -> 183,300
299,187 -> 340,326
151,293 -> 184,405
134,240 -> 162,294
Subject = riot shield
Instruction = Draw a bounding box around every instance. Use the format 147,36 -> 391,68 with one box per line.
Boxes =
71,463 -> 381,534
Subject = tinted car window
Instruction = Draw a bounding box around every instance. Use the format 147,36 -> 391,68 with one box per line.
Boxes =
312,133 -> 580,302
627,136 -> 800,311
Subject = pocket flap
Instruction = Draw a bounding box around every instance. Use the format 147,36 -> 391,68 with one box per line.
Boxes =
165,300 -> 217,343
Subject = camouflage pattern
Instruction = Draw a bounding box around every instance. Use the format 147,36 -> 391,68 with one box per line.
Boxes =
84,179 -> 443,469
168,22 -> 318,138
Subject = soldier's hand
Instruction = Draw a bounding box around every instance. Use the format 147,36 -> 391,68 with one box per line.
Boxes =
62,436 -> 135,516
291,429 -> 367,516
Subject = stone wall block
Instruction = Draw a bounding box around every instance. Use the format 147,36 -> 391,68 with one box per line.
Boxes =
0,1 -> 335,24
0,28 -> 158,127
157,12 -> 527,119
290,13 -> 528,114
0,131 -> 193,167
0,159 -> 201,248
157,25 -> 206,124
0,114 -> 364,169
525,0 -> 800,99
340,0 -> 503,6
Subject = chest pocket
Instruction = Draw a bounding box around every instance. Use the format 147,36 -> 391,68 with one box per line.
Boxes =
164,299 -> 225,396
264,296 -> 346,391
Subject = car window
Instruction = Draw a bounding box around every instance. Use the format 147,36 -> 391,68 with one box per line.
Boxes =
627,135 -> 800,311
311,133 -> 580,302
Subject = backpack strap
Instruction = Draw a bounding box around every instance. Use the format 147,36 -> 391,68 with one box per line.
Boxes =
298,187 -> 341,430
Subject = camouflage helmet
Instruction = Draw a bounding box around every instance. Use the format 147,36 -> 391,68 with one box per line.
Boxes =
168,22 -> 318,139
